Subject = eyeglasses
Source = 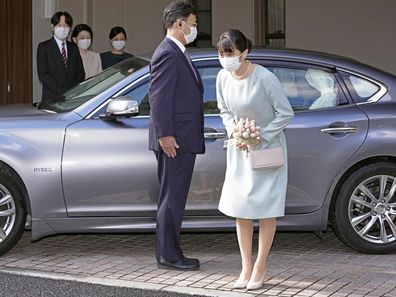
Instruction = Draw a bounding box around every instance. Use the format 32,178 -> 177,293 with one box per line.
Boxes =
182,20 -> 198,28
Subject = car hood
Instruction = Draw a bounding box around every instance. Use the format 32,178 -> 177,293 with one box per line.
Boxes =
0,104 -> 82,130
0,104 -> 55,119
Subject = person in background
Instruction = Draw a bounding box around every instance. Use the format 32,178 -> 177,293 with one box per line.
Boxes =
37,11 -> 85,102
216,29 -> 294,290
71,24 -> 102,79
100,26 -> 133,69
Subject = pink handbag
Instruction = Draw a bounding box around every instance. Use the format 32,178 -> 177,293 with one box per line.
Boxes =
249,147 -> 284,170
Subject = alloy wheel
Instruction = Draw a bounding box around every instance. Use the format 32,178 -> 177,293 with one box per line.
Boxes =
0,184 -> 16,242
349,175 -> 396,244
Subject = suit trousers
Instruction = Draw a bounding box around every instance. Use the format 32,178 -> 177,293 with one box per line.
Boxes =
154,151 -> 196,262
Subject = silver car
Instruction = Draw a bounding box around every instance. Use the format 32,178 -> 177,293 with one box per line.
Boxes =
1,49 -> 396,255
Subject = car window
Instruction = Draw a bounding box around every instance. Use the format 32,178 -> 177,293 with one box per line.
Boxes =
115,66 -> 222,117
340,72 -> 381,103
266,66 -> 348,111
197,67 -> 222,114
125,82 -> 150,116
39,57 -> 149,113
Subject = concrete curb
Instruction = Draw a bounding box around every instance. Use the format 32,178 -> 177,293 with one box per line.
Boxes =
0,267 -> 255,297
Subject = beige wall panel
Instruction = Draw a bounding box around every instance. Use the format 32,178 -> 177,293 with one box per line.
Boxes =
124,0 -> 170,54
91,0 -> 169,55
286,0 -> 396,74
91,0 -> 127,53
59,0 -> 93,26
212,0 -> 254,45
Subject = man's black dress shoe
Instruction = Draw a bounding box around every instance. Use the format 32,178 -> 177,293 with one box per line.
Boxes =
157,256 -> 200,271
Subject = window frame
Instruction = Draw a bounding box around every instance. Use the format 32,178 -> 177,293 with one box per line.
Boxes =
250,59 -> 352,112
337,68 -> 388,105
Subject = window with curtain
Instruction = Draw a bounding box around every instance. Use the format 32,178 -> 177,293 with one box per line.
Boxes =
190,0 -> 212,48
265,0 -> 285,48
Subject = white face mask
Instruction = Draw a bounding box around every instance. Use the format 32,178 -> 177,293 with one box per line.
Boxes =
112,40 -> 126,51
78,39 -> 91,50
54,27 -> 70,41
182,21 -> 197,44
219,54 -> 242,72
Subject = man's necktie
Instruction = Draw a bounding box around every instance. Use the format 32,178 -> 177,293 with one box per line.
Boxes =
184,50 -> 198,82
61,42 -> 68,67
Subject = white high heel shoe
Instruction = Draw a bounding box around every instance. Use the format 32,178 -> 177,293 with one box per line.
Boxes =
233,278 -> 249,289
246,271 -> 266,290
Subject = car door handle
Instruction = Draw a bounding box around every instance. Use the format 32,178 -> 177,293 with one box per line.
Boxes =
204,132 -> 227,139
320,127 -> 357,134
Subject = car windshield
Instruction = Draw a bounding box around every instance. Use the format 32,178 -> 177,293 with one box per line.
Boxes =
37,56 -> 150,113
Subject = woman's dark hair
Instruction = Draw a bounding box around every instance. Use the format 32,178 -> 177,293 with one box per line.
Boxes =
51,11 -> 73,28
216,29 -> 252,54
163,0 -> 197,29
71,24 -> 93,41
109,26 -> 127,40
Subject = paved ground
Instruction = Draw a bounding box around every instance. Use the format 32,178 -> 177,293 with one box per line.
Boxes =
0,271 -> 192,297
0,230 -> 395,297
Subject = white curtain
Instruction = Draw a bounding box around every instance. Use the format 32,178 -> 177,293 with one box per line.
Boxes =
305,69 -> 338,109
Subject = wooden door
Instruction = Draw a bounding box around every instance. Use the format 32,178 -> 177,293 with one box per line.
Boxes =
0,0 -> 32,105
0,0 -> 7,105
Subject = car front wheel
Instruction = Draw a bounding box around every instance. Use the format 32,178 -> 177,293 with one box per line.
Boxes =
0,165 -> 26,256
331,162 -> 396,254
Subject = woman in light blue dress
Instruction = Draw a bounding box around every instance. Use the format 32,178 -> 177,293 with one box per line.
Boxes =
216,29 -> 294,290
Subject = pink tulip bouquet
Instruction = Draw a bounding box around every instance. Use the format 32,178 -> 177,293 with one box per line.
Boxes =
232,117 -> 262,152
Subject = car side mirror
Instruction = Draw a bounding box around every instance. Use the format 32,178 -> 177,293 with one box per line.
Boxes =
101,96 -> 139,120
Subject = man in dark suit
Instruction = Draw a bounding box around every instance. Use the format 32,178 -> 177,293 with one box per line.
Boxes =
148,1 -> 205,270
37,11 -> 85,102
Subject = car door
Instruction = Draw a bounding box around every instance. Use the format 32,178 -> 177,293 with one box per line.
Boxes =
255,61 -> 369,214
62,73 -> 160,217
62,61 -> 227,217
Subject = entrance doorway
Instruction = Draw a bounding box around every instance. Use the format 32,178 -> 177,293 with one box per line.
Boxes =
0,0 -> 32,105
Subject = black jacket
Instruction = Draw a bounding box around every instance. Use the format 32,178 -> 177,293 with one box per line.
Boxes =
37,37 -> 85,102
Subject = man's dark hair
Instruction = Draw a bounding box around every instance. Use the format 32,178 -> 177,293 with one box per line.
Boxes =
163,1 -> 197,29
109,26 -> 127,40
71,24 -> 94,41
51,11 -> 73,28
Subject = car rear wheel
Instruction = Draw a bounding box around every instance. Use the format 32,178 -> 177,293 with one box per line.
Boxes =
331,162 -> 396,254
0,166 -> 26,256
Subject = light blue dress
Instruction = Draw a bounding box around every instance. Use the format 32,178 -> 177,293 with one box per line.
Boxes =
217,65 -> 294,219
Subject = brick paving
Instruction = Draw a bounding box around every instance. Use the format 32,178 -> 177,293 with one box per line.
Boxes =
0,230 -> 395,296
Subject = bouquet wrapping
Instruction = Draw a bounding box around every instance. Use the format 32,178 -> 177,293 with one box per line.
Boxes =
232,117 -> 262,152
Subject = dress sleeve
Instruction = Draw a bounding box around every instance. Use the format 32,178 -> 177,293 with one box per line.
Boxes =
260,71 -> 294,143
216,71 -> 235,138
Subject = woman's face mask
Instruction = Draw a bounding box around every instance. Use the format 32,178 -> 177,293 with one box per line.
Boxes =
219,54 -> 243,72
78,38 -> 91,50
112,40 -> 126,51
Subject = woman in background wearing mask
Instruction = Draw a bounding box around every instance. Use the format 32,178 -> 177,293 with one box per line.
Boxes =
100,26 -> 133,69
37,11 -> 85,102
71,24 -> 102,79
216,29 -> 294,291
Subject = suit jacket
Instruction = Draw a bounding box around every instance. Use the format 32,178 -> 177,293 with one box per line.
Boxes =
37,37 -> 85,102
148,38 -> 205,154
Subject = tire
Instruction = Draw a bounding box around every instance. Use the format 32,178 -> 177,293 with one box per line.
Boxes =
331,162 -> 396,254
0,165 -> 27,256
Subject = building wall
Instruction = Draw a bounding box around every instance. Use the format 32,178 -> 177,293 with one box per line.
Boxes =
212,0 -> 255,44
32,0 -> 58,102
32,0 -> 396,102
286,0 -> 396,74
60,0 -> 170,55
